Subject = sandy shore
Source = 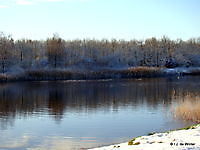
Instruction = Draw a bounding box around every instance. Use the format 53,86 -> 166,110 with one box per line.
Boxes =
89,125 -> 200,150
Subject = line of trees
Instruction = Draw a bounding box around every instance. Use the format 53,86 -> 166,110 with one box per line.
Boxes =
0,32 -> 200,73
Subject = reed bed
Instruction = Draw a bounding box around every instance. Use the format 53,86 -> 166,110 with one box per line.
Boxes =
174,97 -> 200,123
0,67 -> 164,82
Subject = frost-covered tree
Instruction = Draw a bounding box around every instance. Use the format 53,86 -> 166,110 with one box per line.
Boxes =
0,31 -> 200,74
47,35 -> 64,69
0,33 -> 15,73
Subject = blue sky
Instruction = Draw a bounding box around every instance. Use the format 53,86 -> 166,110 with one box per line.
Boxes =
0,0 -> 200,40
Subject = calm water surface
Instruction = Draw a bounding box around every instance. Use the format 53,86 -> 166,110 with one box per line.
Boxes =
0,77 -> 199,150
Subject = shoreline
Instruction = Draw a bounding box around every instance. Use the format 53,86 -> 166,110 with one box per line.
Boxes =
89,124 -> 200,150
0,67 -> 200,82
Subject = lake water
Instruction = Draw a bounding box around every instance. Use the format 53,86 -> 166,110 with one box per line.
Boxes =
0,76 -> 199,150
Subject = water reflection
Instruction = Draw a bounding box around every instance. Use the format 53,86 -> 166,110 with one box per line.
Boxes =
0,135 -> 30,150
0,77 -> 199,149
0,134 -> 99,150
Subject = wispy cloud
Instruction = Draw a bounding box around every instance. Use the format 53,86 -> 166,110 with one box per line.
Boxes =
0,0 -> 91,7
15,0 -> 66,5
39,0 -> 65,2
36,0 -> 90,3
16,0 -> 33,5
0,5 -> 9,8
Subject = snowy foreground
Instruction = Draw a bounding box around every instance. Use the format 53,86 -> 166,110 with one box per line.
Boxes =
89,125 -> 200,150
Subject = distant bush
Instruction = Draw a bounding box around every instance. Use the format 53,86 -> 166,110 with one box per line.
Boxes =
24,70 -> 72,80
0,67 -> 167,81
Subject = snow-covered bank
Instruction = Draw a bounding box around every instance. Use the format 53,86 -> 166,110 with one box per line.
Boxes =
163,67 -> 200,75
89,125 -> 200,150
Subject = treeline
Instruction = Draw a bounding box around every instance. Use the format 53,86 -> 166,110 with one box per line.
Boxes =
0,32 -> 200,74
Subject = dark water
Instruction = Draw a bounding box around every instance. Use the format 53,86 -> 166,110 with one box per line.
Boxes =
0,77 -> 200,150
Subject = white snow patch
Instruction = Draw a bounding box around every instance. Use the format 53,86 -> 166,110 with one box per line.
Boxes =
163,67 -> 200,74
89,125 -> 200,150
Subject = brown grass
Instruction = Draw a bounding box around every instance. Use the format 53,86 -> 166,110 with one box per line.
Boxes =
0,74 -> 8,81
120,67 -> 163,78
25,70 -> 73,80
0,67 -> 165,82
174,100 -> 200,123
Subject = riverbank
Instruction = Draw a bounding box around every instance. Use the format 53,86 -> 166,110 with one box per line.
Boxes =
89,124 -> 200,150
0,67 -> 200,82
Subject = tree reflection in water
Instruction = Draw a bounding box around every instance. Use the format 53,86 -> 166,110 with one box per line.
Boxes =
0,77 -> 200,129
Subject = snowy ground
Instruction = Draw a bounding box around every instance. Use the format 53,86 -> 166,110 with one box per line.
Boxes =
163,67 -> 200,74
89,125 -> 200,150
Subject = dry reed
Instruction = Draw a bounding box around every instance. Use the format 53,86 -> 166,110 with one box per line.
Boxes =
174,99 -> 200,123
